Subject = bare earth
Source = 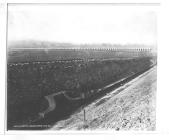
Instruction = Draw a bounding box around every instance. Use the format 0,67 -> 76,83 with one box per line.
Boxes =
51,66 -> 156,131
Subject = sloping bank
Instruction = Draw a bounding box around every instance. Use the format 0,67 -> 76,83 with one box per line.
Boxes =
51,65 -> 156,130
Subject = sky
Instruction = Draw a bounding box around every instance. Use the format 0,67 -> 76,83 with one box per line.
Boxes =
8,4 -> 157,46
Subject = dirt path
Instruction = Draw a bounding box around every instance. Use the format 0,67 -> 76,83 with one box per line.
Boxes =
38,91 -> 84,118
38,91 -> 65,118
51,66 -> 156,130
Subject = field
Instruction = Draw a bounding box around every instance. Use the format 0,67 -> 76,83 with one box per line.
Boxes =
7,48 -> 156,130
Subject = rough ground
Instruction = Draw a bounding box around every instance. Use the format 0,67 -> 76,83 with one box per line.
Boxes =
51,66 -> 156,131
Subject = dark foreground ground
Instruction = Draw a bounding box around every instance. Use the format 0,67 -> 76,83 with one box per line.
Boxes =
8,64 -> 156,130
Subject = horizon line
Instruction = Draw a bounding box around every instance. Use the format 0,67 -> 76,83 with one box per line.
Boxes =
8,40 -> 156,46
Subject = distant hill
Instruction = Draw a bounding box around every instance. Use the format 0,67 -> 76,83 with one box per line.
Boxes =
8,40 -> 155,50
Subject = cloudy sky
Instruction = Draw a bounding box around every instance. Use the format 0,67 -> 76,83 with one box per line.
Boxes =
8,4 -> 157,46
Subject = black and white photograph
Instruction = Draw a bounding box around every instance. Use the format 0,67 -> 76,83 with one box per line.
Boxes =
7,3 -> 157,131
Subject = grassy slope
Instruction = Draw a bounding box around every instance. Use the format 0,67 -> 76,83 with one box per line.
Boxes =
51,66 -> 156,130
